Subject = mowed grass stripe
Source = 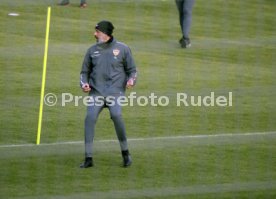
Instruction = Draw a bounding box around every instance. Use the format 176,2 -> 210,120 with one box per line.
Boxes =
1,131 -> 275,159
0,131 -> 275,148
10,181 -> 276,199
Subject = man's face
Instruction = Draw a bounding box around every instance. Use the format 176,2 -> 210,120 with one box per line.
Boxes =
94,29 -> 108,43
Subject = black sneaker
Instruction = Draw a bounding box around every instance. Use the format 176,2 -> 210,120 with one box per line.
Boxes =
80,157 -> 93,168
122,150 -> 132,167
179,37 -> 191,48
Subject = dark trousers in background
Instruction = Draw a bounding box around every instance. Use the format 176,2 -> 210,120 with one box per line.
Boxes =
175,0 -> 195,39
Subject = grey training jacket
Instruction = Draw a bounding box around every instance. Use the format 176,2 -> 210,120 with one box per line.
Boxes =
80,38 -> 137,96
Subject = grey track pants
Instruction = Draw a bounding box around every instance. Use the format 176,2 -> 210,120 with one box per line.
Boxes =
84,96 -> 128,157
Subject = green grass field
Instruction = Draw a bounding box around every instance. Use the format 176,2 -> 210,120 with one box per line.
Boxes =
0,0 -> 276,198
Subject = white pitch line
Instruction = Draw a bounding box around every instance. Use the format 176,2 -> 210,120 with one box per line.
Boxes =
0,131 -> 275,148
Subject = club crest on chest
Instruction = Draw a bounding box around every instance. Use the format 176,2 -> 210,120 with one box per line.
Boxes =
113,49 -> 120,59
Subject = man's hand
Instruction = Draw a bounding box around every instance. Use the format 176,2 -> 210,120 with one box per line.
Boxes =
82,83 -> 91,92
126,78 -> 135,89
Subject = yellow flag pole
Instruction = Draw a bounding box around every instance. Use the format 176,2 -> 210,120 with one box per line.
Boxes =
37,7 -> 51,145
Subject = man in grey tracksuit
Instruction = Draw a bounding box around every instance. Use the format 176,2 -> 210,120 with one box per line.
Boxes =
79,20 -> 137,168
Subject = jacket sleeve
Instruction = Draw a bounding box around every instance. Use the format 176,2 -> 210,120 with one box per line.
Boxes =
80,49 -> 92,87
124,47 -> 138,84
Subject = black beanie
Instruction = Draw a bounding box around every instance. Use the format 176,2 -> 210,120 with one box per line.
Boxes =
95,20 -> 114,36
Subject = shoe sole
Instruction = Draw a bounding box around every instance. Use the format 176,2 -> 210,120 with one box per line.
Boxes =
185,44 -> 191,48
123,159 -> 132,167
80,164 -> 93,168
80,4 -> 87,8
